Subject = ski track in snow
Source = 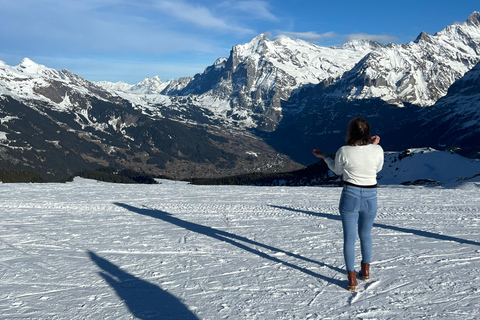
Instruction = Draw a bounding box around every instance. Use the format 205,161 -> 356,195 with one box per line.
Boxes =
0,178 -> 479,319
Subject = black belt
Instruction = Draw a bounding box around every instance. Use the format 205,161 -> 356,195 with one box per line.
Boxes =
343,181 -> 377,188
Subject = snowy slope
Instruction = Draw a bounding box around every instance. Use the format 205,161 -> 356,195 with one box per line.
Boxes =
378,148 -> 480,186
0,179 -> 479,319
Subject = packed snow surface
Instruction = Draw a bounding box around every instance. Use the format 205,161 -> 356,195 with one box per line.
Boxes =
1,178 -> 479,319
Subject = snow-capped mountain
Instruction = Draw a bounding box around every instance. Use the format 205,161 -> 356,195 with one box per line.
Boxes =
187,11 -> 480,129
95,80 -> 134,93
249,13 -> 480,163
96,35 -> 382,131
261,53 -> 480,165
97,76 -> 192,96
0,58 -> 118,110
327,12 -> 480,107
174,35 -> 383,131
0,59 -> 299,180
96,12 -> 480,133
181,34 -> 383,96
0,12 -> 479,180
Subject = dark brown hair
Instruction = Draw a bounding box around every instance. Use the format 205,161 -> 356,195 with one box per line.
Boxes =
345,117 -> 371,146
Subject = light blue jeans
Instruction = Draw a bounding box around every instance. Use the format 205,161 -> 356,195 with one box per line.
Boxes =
339,185 -> 378,272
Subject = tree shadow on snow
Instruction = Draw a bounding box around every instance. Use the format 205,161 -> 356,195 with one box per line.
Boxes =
114,202 -> 345,289
88,251 -> 199,320
270,205 -> 480,247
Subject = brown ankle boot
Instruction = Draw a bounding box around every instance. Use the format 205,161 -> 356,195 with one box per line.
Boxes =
359,262 -> 370,280
347,271 -> 358,291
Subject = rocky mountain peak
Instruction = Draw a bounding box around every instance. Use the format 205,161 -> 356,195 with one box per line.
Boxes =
17,58 -> 49,75
329,12 -> 480,108
232,33 -> 271,59
466,11 -> 480,27
213,57 -> 227,67
413,31 -> 432,44
435,11 -> 480,41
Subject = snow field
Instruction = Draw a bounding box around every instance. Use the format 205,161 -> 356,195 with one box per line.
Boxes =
0,178 -> 479,319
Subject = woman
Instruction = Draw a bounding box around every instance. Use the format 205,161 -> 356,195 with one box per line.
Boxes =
312,117 -> 384,291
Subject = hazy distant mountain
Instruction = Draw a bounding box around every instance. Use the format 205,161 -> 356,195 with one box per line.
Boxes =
97,76 -> 193,95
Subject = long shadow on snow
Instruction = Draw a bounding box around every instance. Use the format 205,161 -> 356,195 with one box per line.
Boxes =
271,205 -> 480,247
114,202 -> 345,289
88,251 -> 199,320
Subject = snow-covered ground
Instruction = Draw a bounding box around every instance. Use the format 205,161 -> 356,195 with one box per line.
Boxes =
1,178 -> 479,319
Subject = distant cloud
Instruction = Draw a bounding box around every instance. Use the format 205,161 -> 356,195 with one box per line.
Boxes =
155,0 -> 254,35
0,0 -> 406,83
0,0 -> 227,55
275,30 -> 399,45
276,31 -> 338,42
344,33 -> 399,44
227,1 -> 279,21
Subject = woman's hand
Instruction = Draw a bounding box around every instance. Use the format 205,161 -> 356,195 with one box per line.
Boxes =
312,149 -> 327,159
371,135 -> 380,145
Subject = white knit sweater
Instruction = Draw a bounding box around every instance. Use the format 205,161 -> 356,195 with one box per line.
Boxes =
324,144 -> 384,186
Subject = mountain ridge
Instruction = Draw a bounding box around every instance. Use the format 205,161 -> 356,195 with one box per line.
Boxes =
0,12 -> 479,181
93,12 -> 480,131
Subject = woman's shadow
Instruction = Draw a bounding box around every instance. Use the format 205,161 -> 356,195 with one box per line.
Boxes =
88,251 -> 199,320
113,202 -> 344,289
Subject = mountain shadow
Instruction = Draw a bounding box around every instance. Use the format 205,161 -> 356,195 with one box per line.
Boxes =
88,251 -> 199,320
256,90 -> 423,165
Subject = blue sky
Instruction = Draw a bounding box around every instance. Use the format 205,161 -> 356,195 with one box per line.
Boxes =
0,0 -> 478,84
